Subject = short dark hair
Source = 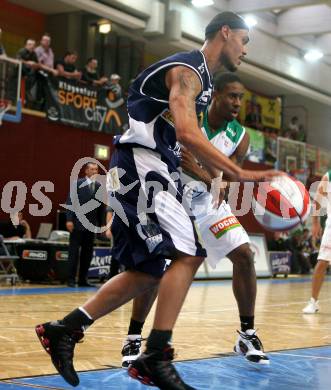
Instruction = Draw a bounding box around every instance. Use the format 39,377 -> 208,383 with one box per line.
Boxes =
213,72 -> 243,92
86,57 -> 97,64
64,50 -> 77,58
86,162 -> 98,168
205,12 -> 248,40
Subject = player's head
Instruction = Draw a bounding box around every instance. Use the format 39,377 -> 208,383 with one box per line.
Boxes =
205,12 -> 249,72
85,162 -> 98,178
211,72 -> 244,121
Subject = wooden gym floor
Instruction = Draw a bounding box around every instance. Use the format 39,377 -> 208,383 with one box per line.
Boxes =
0,276 -> 330,389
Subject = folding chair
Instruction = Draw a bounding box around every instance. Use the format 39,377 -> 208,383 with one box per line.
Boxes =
0,235 -> 19,285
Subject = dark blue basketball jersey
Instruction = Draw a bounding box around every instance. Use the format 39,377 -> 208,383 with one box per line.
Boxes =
114,50 -> 213,169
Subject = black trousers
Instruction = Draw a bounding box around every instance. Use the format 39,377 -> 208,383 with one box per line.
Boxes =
68,230 -> 94,283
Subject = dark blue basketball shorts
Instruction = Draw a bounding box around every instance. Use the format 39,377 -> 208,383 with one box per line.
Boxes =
108,146 -> 206,278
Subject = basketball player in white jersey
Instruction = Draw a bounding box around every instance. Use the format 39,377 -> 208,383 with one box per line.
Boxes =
121,73 -> 269,368
303,170 -> 331,314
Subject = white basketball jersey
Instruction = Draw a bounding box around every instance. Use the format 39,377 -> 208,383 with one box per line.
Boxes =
182,115 -> 246,199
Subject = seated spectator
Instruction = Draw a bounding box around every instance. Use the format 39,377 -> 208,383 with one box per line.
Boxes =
301,228 -> 315,267
55,51 -> 81,80
268,231 -> 291,251
0,27 -> 6,56
81,57 -> 108,86
0,212 -> 32,240
35,33 -> 57,76
290,229 -> 312,274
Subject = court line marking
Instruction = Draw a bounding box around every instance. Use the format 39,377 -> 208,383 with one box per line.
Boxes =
0,350 -> 46,357
179,297 -> 331,313
0,379 -> 64,389
271,351 -> 331,360
0,277 -> 330,296
2,345 -> 331,383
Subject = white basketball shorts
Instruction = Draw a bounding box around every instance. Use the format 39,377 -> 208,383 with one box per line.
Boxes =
191,193 -> 250,269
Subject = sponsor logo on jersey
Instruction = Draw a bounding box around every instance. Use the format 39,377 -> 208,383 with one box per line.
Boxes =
168,142 -> 182,158
198,63 -> 205,74
197,88 -> 212,105
209,216 -> 241,239
226,126 -> 236,137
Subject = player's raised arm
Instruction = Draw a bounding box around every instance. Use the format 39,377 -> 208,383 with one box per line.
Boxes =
166,66 -> 282,182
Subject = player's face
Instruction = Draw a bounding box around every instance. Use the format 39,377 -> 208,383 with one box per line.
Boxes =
86,164 -> 99,178
220,29 -> 249,72
214,82 -> 244,121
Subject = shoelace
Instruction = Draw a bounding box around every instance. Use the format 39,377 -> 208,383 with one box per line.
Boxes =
124,338 -> 145,353
237,330 -> 264,351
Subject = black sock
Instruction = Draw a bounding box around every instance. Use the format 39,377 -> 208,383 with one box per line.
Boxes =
240,316 -> 254,332
128,318 -> 145,335
146,329 -> 172,352
62,308 -> 94,332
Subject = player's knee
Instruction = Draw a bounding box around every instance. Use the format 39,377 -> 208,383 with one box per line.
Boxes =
316,260 -> 329,273
174,255 -> 204,270
232,247 -> 255,270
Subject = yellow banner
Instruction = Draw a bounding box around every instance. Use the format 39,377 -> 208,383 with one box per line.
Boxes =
239,89 -> 282,130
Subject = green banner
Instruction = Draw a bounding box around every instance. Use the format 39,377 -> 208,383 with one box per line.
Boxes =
245,127 -> 265,163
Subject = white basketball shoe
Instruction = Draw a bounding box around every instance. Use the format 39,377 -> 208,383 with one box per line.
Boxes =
121,335 -> 143,368
302,298 -> 320,314
234,329 -> 270,365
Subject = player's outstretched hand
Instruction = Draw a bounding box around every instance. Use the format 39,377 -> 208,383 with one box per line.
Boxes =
240,169 -> 285,182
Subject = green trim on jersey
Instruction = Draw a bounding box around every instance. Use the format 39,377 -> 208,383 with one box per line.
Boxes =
203,114 -> 245,144
327,170 -> 331,181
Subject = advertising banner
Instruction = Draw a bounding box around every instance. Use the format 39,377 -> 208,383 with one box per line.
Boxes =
239,89 -> 282,130
269,251 -> 291,275
87,247 -> 112,279
45,78 -> 128,134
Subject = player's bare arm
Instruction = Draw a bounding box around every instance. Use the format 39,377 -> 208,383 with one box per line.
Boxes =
312,174 -> 328,239
181,146 -> 213,187
166,66 -> 281,182
231,132 -> 250,167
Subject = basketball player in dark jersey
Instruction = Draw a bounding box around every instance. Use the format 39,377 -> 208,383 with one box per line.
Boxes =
35,12 -> 280,389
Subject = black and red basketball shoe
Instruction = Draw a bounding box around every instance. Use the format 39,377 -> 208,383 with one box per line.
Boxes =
35,321 -> 83,387
128,347 -> 195,389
